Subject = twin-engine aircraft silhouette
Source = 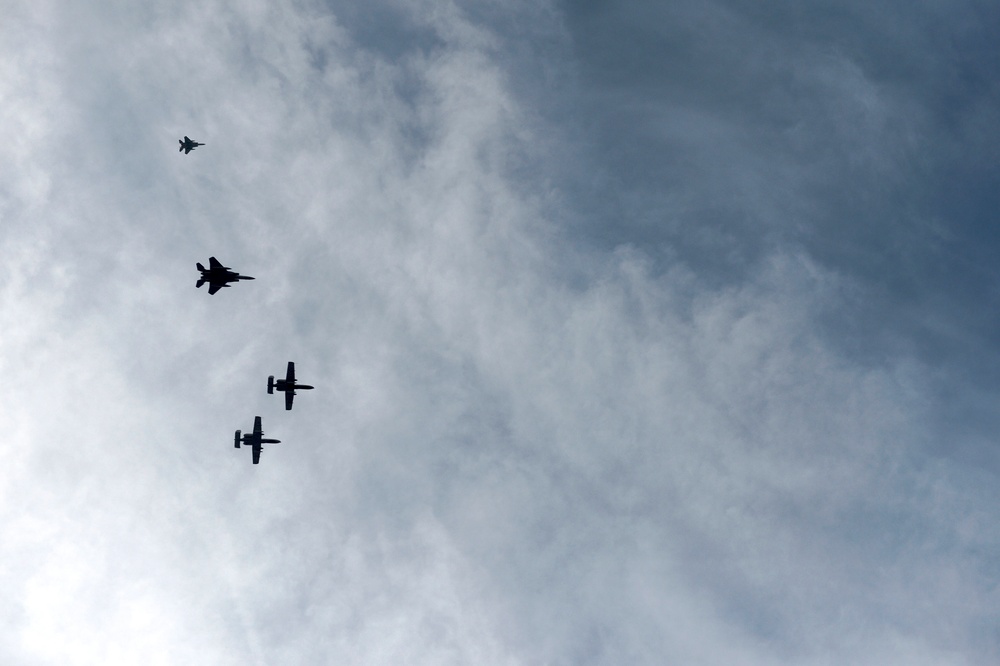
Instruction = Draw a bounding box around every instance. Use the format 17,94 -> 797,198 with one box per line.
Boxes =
235,416 -> 280,465
268,361 -> 314,410
179,136 -> 204,153
197,256 -> 254,295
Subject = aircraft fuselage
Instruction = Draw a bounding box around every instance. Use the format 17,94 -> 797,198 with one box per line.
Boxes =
275,380 -> 314,392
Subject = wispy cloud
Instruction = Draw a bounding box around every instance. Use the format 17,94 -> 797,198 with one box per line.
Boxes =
0,1 -> 997,664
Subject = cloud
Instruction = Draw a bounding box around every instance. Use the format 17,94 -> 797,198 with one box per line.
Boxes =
0,0 -> 998,664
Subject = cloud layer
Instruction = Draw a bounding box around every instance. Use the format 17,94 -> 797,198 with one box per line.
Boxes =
1,1 -> 998,664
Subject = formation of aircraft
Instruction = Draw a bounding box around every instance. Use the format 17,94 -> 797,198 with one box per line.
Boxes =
269,361 -> 314,410
235,416 -> 281,465
181,135 -> 311,465
196,256 -> 254,295
178,136 -> 204,153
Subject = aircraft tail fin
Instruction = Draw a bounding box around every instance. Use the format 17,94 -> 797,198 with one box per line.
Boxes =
197,262 -> 205,271
234,430 -> 241,448
196,279 -> 205,289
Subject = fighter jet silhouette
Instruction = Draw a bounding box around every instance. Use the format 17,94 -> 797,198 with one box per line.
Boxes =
179,136 -> 204,154
196,256 -> 254,295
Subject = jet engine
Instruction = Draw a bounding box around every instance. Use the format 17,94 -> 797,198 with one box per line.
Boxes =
234,430 -> 241,448
267,376 -> 275,394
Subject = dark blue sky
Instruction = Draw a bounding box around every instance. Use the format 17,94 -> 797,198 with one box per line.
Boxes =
544,1 -> 1000,420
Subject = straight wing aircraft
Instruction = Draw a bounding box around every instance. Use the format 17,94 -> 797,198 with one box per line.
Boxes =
234,416 -> 280,465
268,361 -> 314,410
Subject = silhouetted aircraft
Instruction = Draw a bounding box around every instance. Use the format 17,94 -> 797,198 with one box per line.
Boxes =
268,361 -> 314,410
179,136 -> 204,153
234,416 -> 280,465
196,256 -> 254,295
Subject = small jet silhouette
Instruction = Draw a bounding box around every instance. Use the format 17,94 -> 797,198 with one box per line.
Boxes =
268,361 -> 314,410
196,256 -> 254,295
234,416 -> 280,465
179,136 -> 204,154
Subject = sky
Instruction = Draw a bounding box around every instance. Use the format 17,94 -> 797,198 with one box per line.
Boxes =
1,0 -> 999,663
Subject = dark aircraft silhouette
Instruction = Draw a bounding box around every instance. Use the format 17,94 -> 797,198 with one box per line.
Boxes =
196,256 -> 254,295
234,416 -> 280,465
178,136 -> 204,153
268,361 -> 314,410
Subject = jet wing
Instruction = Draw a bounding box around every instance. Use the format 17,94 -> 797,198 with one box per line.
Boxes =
207,282 -> 223,295
209,256 -> 225,270
253,416 -> 262,436
285,390 -> 294,411
285,362 -> 296,384
252,442 -> 261,465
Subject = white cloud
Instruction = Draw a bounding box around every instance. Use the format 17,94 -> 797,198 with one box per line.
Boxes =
0,1 -> 997,664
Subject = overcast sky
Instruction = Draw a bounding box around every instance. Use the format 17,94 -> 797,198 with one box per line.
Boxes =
1,1 -> 999,664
